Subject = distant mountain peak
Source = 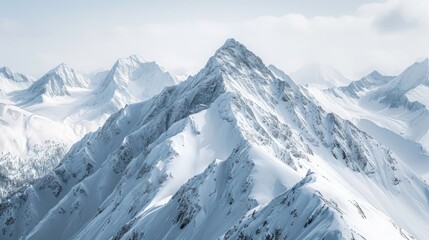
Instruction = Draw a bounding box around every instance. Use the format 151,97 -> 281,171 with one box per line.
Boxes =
0,66 -> 32,84
90,55 -> 177,113
290,63 -> 351,89
42,63 -> 89,88
116,55 -> 146,66
14,64 -> 90,105
387,58 -> 429,93
328,69 -> 394,99
47,63 -> 75,76
0,66 -> 13,76
367,70 -> 383,78
55,62 -> 68,69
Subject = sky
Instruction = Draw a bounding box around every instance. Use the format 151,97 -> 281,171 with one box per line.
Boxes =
1,0 -> 428,79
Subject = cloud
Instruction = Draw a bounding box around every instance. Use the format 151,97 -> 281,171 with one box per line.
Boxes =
359,0 -> 429,33
0,0 -> 428,79
373,8 -> 419,32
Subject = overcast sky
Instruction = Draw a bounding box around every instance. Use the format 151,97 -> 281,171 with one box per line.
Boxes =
1,0 -> 428,78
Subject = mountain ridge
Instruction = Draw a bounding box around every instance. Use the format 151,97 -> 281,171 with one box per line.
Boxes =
0,56 -> 179,199
13,63 -> 90,106
90,54 -> 178,114
1,39 -> 428,240
309,58 -> 429,180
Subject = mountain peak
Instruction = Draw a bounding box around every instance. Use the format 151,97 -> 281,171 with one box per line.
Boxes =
92,54 -> 177,113
0,66 -> 31,83
206,39 -> 271,77
215,38 -> 249,57
43,63 -> 88,87
50,63 -> 72,74
0,66 -> 13,76
367,70 -> 383,78
116,55 -> 146,66
57,62 -> 68,68
221,38 -> 242,49
16,64 -> 90,105
389,58 -> 429,92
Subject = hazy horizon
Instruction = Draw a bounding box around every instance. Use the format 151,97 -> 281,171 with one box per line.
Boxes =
1,0 -> 428,79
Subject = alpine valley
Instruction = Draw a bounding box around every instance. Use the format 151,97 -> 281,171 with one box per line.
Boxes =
1,39 -> 428,240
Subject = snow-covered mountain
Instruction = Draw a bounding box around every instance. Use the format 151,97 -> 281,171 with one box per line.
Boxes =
328,70 -> 394,99
90,55 -> 178,113
14,63 -> 90,106
371,58 -> 429,110
290,63 -> 351,89
0,67 -> 33,98
0,58 -> 178,199
310,59 -> 429,181
1,39 -> 428,240
0,103 -> 71,198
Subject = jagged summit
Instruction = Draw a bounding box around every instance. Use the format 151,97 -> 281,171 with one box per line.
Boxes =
0,66 -> 32,89
389,58 -> 429,91
367,70 -> 383,78
14,63 -> 90,105
211,39 -> 266,68
365,58 -> 429,111
222,38 -> 241,48
0,66 -> 31,83
0,66 -> 13,75
1,39 -> 428,240
330,69 -> 394,98
116,54 -> 146,65
38,63 -> 89,89
201,39 -> 275,89
0,66 -> 33,95
50,62 -> 68,71
89,54 -> 177,113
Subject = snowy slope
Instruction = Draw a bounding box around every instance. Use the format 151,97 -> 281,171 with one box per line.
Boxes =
1,39 -> 428,240
310,60 -> 429,180
328,70 -> 394,99
0,59 -> 178,199
13,63 -> 89,106
89,55 -> 178,114
0,103 -> 72,198
370,58 -> 429,111
290,63 -> 351,89
0,64 -> 96,199
0,67 -> 33,99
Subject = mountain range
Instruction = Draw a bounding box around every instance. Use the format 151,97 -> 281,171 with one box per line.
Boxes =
0,56 -> 178,199
311,58 -> 429,181
0,39 -> 428,240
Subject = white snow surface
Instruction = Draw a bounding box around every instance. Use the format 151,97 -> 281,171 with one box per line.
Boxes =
0,67 -> 33,97
1,39 -> 428,240
309,59 -> 429,181
89,55 -> 178,114
0,58 -> 177,199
